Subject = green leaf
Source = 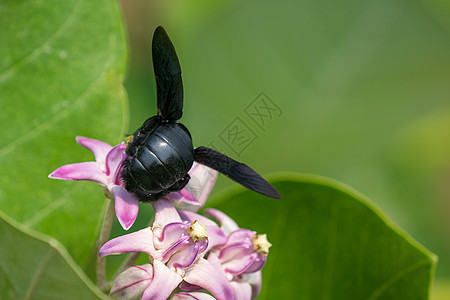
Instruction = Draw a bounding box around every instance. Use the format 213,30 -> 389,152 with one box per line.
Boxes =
0,210 -> 106,300
211,174 -> 437,299
0,0 -> 127,265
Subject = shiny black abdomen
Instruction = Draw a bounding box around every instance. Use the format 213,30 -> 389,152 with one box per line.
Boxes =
124,122 -> 194,198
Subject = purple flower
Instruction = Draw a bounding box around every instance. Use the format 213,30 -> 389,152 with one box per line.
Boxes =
188,209 -> 271,299
110,264 -> 154,299
49,137 -> 218,230
100,199 -> 234,300
171,292 -> 216,300
48,136 -> 139,230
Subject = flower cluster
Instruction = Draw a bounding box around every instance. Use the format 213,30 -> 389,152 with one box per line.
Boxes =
100,199 -> 270,300
49,137 -> 271,300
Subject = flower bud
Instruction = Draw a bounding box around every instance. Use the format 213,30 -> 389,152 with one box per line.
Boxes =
110,264 -> 153,299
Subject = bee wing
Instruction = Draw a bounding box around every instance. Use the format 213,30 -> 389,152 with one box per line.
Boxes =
152,26 -> 183,121
194,147 -> 281,199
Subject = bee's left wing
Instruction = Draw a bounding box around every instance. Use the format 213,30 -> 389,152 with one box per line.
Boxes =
152,26 -> 183,121
194,147 -> 281,199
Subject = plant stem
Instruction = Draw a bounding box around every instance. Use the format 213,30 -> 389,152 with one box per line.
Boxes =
96,196 -> 115,292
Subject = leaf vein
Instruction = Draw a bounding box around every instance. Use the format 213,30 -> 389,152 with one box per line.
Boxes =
0,33 -> 117,158
367,259 -> 430,299
24,185 -> 80,227
0,0 -> 84,84
0,261 -> 22,298
23,249 -> 55,300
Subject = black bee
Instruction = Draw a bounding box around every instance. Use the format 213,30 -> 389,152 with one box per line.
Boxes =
121,26 -> 281,202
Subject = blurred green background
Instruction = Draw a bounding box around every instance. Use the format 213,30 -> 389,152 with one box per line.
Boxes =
118,0 -> 449,296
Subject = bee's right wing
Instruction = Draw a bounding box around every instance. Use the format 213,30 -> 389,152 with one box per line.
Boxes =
194,147 -> 281,199
152,26 -> 183,121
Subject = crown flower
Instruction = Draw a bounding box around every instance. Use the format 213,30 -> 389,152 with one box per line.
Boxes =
99,199 -> 234,300
49,137 -> 217,230
48,136 -> 139,230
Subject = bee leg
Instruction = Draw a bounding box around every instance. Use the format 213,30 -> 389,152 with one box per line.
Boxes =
137,174 -> 190,203
143,191 -> 167,202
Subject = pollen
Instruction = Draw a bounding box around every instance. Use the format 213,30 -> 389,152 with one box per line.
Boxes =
187,220 -> 208,242
252,234 -> 272,256
125,135 -> 134,144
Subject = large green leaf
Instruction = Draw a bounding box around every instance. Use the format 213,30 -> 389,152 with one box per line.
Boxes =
0,210 -> 106,300
211,174 -> 437,299
0,0 -> 127,265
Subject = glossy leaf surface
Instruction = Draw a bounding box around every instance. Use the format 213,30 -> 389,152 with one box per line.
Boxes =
211,174 -> 437,299
0,0 -> 128,264
0,211 -> 106,300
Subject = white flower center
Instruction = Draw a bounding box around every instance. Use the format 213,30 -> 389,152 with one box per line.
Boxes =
252,233 -> 272,256
186,220 -> 208,242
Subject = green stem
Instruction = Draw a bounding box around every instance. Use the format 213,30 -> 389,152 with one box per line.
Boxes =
96,195 -> 115,292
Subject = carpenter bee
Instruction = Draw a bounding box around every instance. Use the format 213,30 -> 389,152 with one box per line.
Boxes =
121,26 -> 281,202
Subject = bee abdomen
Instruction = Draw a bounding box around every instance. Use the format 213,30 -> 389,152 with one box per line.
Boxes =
126,156 -> 162,193
122,122 -> 194,200
152,123 -> 194,166
136,141 -> 178,190
134,123 -> 193,191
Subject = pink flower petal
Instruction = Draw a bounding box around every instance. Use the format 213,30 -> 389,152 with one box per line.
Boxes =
152,199 -> 182,228
179,281 -> 202,292
178,210 -> 218,228
205,226 -> 227,250
99,227 -> 155,257
221,251 -> 258,275
111,264 -> 153,299
142,260 -> 182,300
184,257 -> 234,300
224,229 -> 255,246
167,190 -> 201,211
167,242 -> 199,269
105,142 -> 127,182
185,163 -> 218,210
217,229 -> 267,275
242,255 -> 266,274
230,281 -> 252,300
172,292 -> 216,300
160,235 -> 190,262
245,271 -> 262,298
178,211 -> 227,250
76,136 -> 112,170
204,209 -> 240,235
48,162 -> 106,185
155,222 -> 188,249
110,185 -> 139,230
219,241 -> 253,262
